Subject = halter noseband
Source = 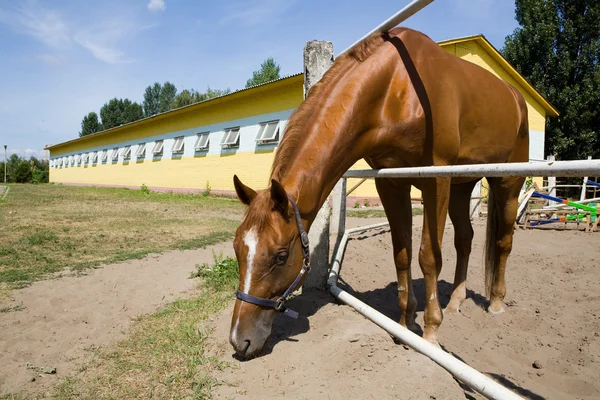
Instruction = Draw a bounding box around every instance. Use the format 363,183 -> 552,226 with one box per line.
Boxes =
235,196 -> 310,319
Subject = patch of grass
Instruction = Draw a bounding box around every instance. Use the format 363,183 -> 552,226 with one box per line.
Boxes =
0,184 -> 244,287
347,207 -> 423,218
0,304 -> 24,313
51,255 -> 237,400
190,252 -> 239,292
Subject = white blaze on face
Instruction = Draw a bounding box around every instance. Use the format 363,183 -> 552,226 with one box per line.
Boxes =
242,228 -> 259,292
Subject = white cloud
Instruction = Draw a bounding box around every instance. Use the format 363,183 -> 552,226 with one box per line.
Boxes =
147,0 -> 166,13
37,53 -> 65,66
0,2 -> 151,64
73,36 -> 130,64
0,3 -> 71,49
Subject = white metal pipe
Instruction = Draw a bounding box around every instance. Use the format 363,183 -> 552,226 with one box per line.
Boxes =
328,222 -> 523,399
343,160 -> 600,179
329,284 -> 523,400
339,0 -> 435,56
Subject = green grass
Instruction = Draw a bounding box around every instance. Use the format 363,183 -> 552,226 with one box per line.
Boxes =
49,256 -> 240,400
0,184 -> 244,288
347,207 -> 424,218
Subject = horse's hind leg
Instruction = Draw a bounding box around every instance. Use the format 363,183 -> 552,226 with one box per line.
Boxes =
375,178 -> 418,332
445,180 -> 478,314
485,176 -> 525,314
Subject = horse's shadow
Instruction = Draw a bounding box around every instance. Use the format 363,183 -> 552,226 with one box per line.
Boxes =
260,277 -> 488,356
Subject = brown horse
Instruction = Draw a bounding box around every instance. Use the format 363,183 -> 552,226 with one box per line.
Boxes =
230,27 -> 528,359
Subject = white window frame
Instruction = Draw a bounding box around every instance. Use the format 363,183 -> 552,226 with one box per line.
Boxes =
111,147 -> 119,161
152,140 -> 164,155
194,132 -> 210,151
70,156 -> 74,166
101,150 -> 108,163
82,153 -> 89,164
136,143 -> 146,158
75,154 -> 81,165
255,120 -> 280,144
121,145 -> 131,160
221,127 -> 240,148
172,136 -> 185,154
92,151 -> 98,163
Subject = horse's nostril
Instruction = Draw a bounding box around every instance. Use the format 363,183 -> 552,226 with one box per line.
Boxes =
242,340 -> 251,354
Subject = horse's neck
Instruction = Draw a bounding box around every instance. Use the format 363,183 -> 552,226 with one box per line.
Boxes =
273,90 -> 372,225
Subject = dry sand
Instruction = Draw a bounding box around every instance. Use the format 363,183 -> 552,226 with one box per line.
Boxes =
1,216 -> 599,399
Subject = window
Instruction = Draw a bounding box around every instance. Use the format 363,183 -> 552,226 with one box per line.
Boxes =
194,132 -> 210,151
75,155 -> 81,165
69,156 -> 74,166
111,147 -> 119,161
82,153 -> 89,164
101,150 -> 108,162
92,151 -> 98,163
152,140 -> 164,155
221,127 -> 240,148
172,136 -> 185,154
121,145 -> 131,160
136,143 -> 146,158
255,120 -> 280,144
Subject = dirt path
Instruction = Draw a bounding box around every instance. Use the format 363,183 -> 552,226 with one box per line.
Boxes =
0,242 -> 235,395
207,216 -> 600,400
1,216 -> 599,399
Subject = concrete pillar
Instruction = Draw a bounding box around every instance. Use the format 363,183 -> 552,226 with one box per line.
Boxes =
302,40 -> 334,290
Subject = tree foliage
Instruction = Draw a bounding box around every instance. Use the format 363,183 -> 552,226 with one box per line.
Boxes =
99,98 -> 144,130
502,0 -> 600,160
2,154 -> 48,184
245,58 -> 281,88
159,82 -> 177,113
143,83 -> 162,117
79,112 -> 101,137
172,87 -> 232,109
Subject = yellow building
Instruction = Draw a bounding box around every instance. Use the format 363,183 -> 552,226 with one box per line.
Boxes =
47,35 -> 558,201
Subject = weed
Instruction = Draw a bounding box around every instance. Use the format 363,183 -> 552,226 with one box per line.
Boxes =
203,180 -> 212,197
363,199 -> 371,207
353,201 -> 360,208
140,183 -> 150,194
191,251 -> 239,292
26,230 -> 57,246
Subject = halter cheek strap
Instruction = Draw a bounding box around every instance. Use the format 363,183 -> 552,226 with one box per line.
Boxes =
235,196 -> 311,319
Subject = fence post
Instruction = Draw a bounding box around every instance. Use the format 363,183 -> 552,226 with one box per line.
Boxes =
302,40 -> 334,290
580,155 -> 592,201
547,155 -> 557,206
470,180 -> 482,219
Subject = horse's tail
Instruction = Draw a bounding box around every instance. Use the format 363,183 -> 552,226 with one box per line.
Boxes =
484,183 -> 498,299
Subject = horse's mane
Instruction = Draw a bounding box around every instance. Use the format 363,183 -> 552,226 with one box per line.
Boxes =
271,30 -> 397,181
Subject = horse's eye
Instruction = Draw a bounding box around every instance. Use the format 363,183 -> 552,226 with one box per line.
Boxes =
275,251 -> 288,265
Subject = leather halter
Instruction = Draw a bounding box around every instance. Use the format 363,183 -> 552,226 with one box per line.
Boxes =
235,196 -> 310,319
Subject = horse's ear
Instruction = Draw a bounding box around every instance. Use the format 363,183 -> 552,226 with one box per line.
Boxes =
233,175 -> 256,206
270,179 -> 288,215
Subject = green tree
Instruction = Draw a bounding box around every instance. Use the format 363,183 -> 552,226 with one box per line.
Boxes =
100,98 -> 144,130
13,158 -> 32,183
143,82 -> 162,117
159,81 -> 177,113
172,89 -> 196,108
502,0 -> 600,160
204,86 -> 231,99
245,57 -> 281,88
79,112 -> 101,137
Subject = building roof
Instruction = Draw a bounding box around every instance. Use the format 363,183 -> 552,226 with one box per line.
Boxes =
47,34 -> 558,151
45,73 -> 303,151
438,34 -> 559,117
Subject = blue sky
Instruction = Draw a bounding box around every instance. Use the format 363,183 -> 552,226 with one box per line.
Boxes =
0,0 -> 519,160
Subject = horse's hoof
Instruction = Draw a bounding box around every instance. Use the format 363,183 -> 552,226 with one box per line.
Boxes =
444,302 -> 461,315
488,301 -> 505,315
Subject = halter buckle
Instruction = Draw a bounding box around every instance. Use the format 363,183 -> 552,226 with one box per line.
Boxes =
300,231 -> 309,247
275,298 -> 286,311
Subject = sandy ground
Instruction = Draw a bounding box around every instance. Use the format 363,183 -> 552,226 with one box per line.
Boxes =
1,216 -> 599,399
208,216 -> 600,400
0,242 -> 236,395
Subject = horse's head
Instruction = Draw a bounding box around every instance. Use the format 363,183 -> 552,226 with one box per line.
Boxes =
229,175 -> 309,359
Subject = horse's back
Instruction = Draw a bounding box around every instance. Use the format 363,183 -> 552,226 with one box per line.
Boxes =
385,28 -> 529,166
